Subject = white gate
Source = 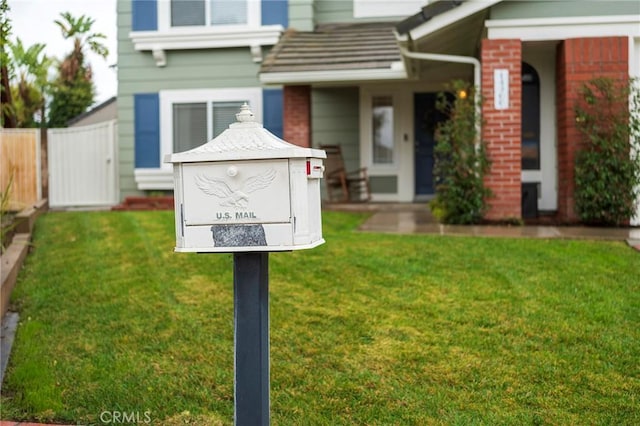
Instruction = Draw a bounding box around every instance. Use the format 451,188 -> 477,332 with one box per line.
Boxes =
48,120 -> 118,208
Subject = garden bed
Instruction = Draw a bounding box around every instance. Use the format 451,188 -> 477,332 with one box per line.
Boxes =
1,199 -> 48,320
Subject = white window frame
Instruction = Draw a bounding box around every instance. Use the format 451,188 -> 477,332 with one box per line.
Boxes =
360,89 -> 403,173
134,87 -> 262,190
632,36 -> 640,225
159,0 -> 260,31
129,1 -> 283,66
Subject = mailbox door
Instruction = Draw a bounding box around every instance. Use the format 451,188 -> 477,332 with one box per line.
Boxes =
182,159 -> 291,226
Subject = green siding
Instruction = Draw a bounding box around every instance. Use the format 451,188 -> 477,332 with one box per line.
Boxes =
289,0 -> 314,31
313,0 -> 412,25
117,0 -> 267,199
314,0 -> 353,24
311,87 -> 360,173
370,176 -> 397,194
117,0 -> 136,198
490,1 -> 640,20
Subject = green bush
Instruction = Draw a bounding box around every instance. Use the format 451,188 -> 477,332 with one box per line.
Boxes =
431,80 -> 491,224
574,77 -> 640,226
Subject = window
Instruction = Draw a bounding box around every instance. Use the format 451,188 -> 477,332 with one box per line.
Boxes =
131,1 -> 282,67
372,96 -> 394,164
171,0 -> 248,27
172,101 -> 245,152
522,62 -> 540,170
160,88 -> 262,164
173,103 -> 206,152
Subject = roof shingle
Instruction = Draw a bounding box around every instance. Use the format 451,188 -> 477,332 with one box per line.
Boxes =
260,22 -> 401,74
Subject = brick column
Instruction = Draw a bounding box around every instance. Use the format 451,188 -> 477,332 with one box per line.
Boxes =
556,37 -> 629,222
481,39 -> 522,220
283,85 -> 311,148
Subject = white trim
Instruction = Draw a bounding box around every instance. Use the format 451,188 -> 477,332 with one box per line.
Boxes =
135,87 -> 262,191
360,86 -> 414,202
486,15 -> 640,41
409,0 -> 502,42
259,63 -> 407,85
353,0 -> 427,19
521,44 -> 558,212
632,37 -> 640,225
130,0 -> 280,66
134,168 -> 175,190
130,25 -> 283,51
160,88 -> 263,170
158,0 -> 261,31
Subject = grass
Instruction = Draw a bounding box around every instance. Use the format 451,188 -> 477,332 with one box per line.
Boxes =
1,210 -> 639,425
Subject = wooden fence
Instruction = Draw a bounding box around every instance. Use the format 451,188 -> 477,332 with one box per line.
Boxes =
0,129 -> 41,211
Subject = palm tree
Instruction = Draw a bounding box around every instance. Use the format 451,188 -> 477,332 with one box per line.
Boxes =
1,0 -> 16,128
54,12 -> 108,82
8,38 -> 52,127
48,12 -> 109,127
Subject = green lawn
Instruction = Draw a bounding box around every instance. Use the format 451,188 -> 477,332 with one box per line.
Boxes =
2,210 -> 639,425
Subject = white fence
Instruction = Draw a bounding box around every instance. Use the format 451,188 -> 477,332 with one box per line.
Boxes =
48,120 -> 118,208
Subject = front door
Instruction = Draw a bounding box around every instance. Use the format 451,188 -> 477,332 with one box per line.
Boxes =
414,93 -> 445,197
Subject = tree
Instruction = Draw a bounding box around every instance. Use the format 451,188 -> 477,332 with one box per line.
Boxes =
48,12 -> 108,127
430,80 -> 492,224
1,0 -> 16,128
574,77 -> 640,226
7,38 -> 52,127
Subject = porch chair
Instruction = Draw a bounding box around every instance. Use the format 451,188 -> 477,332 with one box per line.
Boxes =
319,144 -> 371,202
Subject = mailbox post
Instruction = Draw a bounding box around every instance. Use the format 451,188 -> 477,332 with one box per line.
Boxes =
166,104 -> 325,425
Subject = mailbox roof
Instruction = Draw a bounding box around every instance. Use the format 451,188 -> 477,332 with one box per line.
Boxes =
165,105 -> 326,163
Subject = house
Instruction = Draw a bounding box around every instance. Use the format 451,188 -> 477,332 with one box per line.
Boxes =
68,97 -> 117,127
117,0 -> 640,224
117,0 -> 288,196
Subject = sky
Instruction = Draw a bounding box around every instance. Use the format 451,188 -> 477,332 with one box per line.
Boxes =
8,0 -> 118,106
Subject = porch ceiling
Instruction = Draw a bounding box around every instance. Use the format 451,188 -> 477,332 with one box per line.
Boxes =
403,10 -> 488,82
395,0 -> 497,82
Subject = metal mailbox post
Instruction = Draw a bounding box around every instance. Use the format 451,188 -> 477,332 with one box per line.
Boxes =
165,104 -> 325,425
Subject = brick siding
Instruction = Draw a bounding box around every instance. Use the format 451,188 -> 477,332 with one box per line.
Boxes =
556,37 -> 629,222
283,85 -> 311,148
481,39 -> 522,220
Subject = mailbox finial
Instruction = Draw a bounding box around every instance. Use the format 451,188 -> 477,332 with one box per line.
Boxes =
236,103 -> 255,123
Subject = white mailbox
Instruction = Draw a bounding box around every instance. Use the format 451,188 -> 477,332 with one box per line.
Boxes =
165,104 -> 326,252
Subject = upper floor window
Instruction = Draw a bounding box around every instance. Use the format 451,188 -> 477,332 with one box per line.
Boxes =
170,0 -> 251,28
131,0 -> 284,67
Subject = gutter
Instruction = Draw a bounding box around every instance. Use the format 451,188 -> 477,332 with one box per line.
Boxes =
396,43 -> 481,101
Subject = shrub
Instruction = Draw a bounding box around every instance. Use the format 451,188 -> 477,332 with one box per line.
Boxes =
574,77 -> 640,226
431,80 -> 491,224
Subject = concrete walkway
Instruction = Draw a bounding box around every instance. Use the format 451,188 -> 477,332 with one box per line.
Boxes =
327,203 -> 640,249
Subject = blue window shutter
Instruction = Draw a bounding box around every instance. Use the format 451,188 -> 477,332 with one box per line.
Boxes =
263,89 -> 283,139
261,0 -> 288,27
132,0 -> 157,31
134,93 -> 160,168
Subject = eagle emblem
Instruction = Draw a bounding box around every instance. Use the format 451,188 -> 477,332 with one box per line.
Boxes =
194,168 -> 277,209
